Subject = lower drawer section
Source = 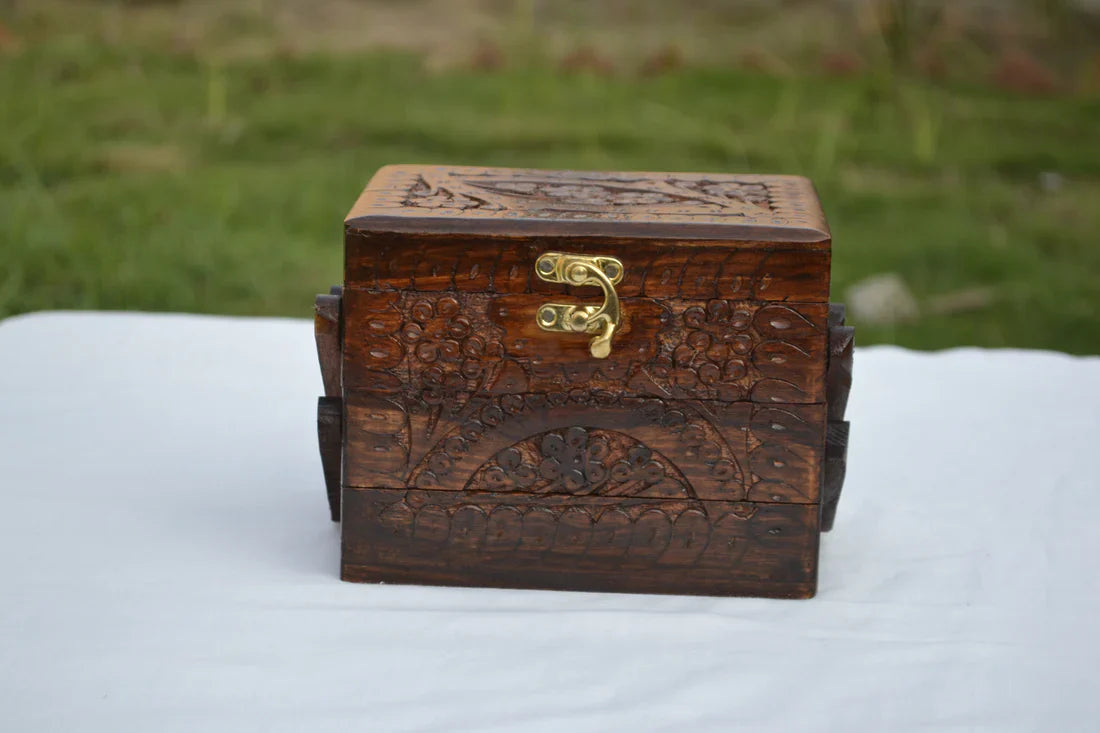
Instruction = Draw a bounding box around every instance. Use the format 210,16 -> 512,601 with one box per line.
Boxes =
340,488 -> 820,598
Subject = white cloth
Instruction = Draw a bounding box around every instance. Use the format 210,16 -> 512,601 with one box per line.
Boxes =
1,311 -> 1098,732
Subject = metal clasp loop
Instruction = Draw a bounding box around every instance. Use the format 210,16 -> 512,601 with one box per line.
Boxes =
534,252 -> 624,359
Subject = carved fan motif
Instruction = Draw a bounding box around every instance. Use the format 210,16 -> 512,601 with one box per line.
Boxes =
468,427 -> 693,499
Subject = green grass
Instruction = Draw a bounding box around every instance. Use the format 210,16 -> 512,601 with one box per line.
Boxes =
2,35 -> 1099,352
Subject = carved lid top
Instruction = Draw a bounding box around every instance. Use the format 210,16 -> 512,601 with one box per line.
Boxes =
346,165 -> 830,245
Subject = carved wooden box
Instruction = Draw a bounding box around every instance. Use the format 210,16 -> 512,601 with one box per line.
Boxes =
314,164 -> 853,598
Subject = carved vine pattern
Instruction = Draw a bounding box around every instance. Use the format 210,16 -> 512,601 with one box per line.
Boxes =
405,176 -> 500,211
402,171 -> 776,220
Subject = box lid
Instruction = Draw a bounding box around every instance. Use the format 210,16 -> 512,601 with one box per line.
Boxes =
346,164 -> 830,245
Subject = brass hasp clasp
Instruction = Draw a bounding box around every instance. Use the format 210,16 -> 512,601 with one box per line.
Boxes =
534,252 -> 624,359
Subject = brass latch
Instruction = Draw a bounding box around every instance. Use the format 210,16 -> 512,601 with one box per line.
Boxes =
534,252 -> 624,359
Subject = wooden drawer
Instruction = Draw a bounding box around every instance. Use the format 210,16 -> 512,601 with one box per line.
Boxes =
342,289 -> 828,403
343,391 -> 824,504
341,489 -> 819,598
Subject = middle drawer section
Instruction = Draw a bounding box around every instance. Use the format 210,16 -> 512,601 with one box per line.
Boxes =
345,390 -> 824,504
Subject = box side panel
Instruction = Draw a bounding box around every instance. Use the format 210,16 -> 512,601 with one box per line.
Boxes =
342,390 -> 824,504
340,488 -> 818,598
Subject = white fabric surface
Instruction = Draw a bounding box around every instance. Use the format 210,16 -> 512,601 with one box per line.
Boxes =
1,311 -> 1098,732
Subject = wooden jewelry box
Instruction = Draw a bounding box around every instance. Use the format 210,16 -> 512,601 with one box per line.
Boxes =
314,164 -> 853,598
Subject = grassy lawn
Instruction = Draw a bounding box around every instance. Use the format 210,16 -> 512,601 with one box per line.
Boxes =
2,4 -> 1099,353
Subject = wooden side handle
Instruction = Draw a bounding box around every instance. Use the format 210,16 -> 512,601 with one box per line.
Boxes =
822,303 -> 854,532
315,286 -> 342,397
315,286 -> 343,521
317,397 -> 342,522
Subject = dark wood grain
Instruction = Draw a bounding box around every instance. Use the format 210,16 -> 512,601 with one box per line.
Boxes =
346,232 -> 830,302
340,487 -> 819,598
342,289 -> 828,403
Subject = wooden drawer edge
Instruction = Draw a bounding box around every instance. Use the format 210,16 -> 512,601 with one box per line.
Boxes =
338,487 -> 819,598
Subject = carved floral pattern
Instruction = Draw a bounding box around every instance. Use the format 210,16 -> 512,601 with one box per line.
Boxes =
646,300 -> 821,402
472,427 -> 691,498
650,300 -> 755,402
401,294 -> 504,402
350,292 -> 823,405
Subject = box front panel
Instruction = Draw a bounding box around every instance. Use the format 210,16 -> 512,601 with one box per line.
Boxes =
340,488 -> 818,598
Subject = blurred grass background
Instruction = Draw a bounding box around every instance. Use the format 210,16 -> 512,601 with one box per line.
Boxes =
1,0 -> 1098,352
